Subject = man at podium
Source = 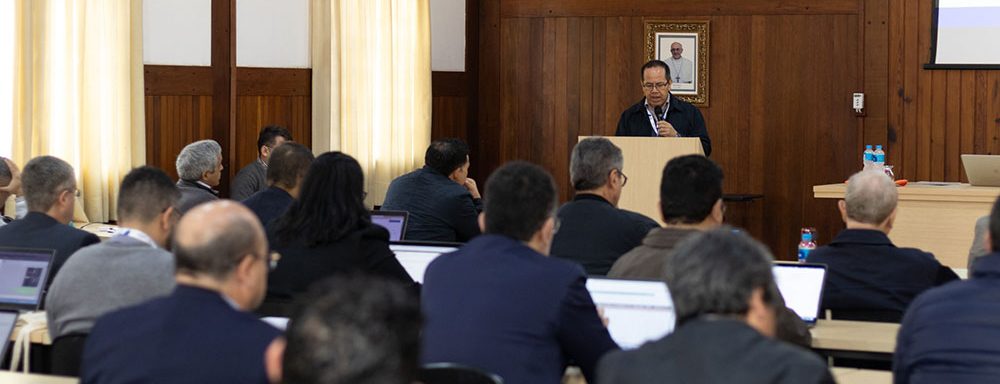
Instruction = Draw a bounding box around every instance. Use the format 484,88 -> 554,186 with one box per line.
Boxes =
615,60 -> 711,156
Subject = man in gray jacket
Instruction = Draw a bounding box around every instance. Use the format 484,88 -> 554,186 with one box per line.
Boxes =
46,166 -> 179,340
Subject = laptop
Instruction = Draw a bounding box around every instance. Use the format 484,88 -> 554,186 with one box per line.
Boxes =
585,278 -> 675,349
372,211 -> 409,241
0,247 -> 56,311
0,310 -> 18,363
772,262 -> 828,325
389,241 -> 460,283
962,154 -> 1000,187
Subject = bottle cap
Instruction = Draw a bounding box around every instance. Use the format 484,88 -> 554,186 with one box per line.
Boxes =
866,145 -> 872,149
876,145 -> 883,149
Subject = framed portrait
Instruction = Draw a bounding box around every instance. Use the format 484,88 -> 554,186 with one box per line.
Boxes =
645,20 -> 709,105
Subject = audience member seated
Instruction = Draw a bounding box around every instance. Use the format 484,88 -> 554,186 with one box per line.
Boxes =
807,171 -> 958,322
968,215 -> 988,273
232,125 -> 292,201
0,157 -> 26,226
550,137 -> 658,275
81,201 -> 283,384
267,152 -> 414,301
421,161 -> 618,383
382,138 -> 482,242
597,229 -> 834,384
608,155 -> 811,347
895,197 -> 1000,384
608,154 -> 723,279
174,139 -> 224,215
46,166 -> 179,341
279,275 -> 421,384
242,142 -> 314,226
0,156 -> 99,290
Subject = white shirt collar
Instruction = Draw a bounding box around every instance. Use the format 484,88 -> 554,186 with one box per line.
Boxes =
117,227 -> 159,248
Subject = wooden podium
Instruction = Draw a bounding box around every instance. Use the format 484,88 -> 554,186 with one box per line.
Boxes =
580,136 -> 704,223
814,182 -> 1000,269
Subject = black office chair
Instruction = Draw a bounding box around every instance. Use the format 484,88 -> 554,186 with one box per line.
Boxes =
418,363 -> 503,384
50,333 -> 88,376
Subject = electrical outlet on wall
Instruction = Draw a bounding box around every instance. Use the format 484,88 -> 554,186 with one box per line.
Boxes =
853,93 -> 865,114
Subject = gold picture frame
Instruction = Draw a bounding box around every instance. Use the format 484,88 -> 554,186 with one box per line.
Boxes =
644,20 -> 709,106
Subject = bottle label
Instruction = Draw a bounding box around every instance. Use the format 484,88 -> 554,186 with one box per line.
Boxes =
875,154 -> 885,162
797,247 -> 810,262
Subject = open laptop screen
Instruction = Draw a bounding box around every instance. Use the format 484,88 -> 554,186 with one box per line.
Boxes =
389,242 -> 459,283
372,211 -> 409,241
772,262 -> 827,324
586,278 -> 675,349
0,310 -> 17,362
0,247 -> 55,311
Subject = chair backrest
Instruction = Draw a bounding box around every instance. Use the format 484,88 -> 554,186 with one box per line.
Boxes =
50,333 -> 88,376
418,363 -> 503,384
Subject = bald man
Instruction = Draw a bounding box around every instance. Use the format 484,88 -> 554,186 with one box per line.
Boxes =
806,171 -> 958,322
82,201 -> 284,384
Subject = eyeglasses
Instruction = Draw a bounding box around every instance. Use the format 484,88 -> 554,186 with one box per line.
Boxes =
64,188 -> 81,198
612,169 -> 628,187
670,48 -> 682,52
642,82 -> 670,91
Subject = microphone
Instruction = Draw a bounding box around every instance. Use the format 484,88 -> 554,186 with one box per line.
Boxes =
653,106 -> 663,122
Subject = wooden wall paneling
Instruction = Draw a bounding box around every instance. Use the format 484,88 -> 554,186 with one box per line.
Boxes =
899,0 -> 919,181
929,71 -> 947,181
233,94 -> 313,173
144,66 -> 214,95
475,0 -> 502,180
863,0 -> 888,160
500,0 -> 860,18
589,18 -> 607,138
432,97 -> 470,140
959,71 -> 975,182
144,96 -> 214,180
944,70 -> 961,181
915,0 -> 932,181
211,0 -> 237,196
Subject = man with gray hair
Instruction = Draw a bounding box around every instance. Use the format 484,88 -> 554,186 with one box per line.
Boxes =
597,229 -> 833,383
82,200 -> 283,383
0,156 -> 99,289
551,137 -> 658,275
175,139 -> 224,215
807,170 -> 958,322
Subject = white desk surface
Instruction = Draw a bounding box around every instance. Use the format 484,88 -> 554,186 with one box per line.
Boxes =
810,319 -> 898,354
0,372 -> 77,384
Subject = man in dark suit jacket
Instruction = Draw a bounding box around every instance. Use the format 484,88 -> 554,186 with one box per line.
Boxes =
597,229 -> 834,384
174,140 -> 224,215
615,60 -> 711,156
0,156 -> 99,291
551,138 -> 658,275
242,142 -> 314,226
895,199 -> 1000,383
382,138 -> 482,242
82,201 -> 282,384
807,171 -> 958,322
232,125 -> 293,201
421,162 -> 618,384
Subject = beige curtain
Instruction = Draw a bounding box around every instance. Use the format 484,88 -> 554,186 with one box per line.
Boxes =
12,0 -> 145,223
312,0 -> 432,205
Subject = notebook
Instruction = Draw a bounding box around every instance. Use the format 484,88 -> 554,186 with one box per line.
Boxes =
772,262 -> 828,325
388,242 -> 459,283
0,310 -> 17,363
586,278 -> 675,349
371,211 -> 409,241
961,155 -> 1000,187
0,247 -> 56,311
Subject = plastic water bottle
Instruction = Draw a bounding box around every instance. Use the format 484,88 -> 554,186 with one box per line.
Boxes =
797,228 -> 816,263
873,145 -> 885,172
863,145 -> 874,171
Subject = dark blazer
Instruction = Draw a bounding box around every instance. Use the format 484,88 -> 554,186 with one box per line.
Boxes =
551,194 -> 658,275
241,186 -> 293,227
81,284 -> 281,384
806,229 -> 959,322
895,253 -> 1000,384
266,223 -> 414,300
381,166 -> 482,242
0,212 -> 100,291
421,234 -> 619,384
615,95 -> 711,156
175,179 -> 219,215
596,318 -> 833,384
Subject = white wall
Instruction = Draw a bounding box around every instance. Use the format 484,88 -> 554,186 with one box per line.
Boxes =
430,0 -> 466,72
143,0 -> 212,66
236,0 -> 311,68
143,0 -> 311,68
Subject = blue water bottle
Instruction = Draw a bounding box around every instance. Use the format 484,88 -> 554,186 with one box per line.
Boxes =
797,228 -> 816,263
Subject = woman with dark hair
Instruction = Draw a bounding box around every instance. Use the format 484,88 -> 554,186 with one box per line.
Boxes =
266,152 -> 414,300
